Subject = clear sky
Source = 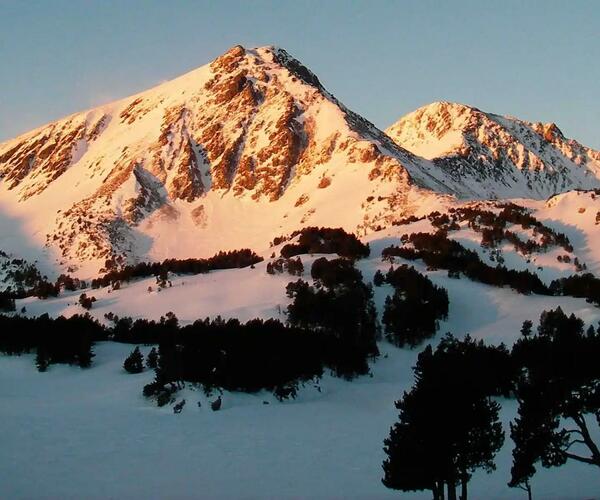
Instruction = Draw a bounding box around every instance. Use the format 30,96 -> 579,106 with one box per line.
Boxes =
1,1 -> 598,148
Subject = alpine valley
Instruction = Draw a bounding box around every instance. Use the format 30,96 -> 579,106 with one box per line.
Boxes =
2,46 -> 600,500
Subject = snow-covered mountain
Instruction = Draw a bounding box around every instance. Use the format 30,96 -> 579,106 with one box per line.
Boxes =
386,101 -> 600,199
2,48 -> 600,279
0,45 -> 448,277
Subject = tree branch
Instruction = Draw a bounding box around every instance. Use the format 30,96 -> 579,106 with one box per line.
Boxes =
565,439 -> 587,451
571,413 -> 600,465
563,451 -> 597,465
564,428 -> 583,437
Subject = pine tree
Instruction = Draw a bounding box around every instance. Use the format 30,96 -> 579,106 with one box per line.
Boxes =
383,336 -> 507,499
509,308 -> 600,490
146,347 -> 158,369
123,346 -> 144,373
373,270 -> 385,287
520,320 -> 533,337
35,348 -> 49,372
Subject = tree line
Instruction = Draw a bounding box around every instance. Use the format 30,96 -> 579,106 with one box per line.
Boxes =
383,231 -> 550,295
91,249 -> 263,288
383,230 -> 600,305
451,204 -> 573,254
0,314 -> 102,370
279,227 -> 370,259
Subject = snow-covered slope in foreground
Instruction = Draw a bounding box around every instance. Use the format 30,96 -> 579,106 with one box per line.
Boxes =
386,101 -> 600,199
4,223 -> 600,498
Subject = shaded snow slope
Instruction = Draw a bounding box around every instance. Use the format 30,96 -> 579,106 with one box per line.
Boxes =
3,243 -> 600,499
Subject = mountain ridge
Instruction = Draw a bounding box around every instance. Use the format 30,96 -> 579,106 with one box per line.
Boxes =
385,101 -> 600,199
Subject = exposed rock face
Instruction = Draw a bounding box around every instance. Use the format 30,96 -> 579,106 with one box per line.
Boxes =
0,45 -> 430,270
0,113 -> 108,200
386,101 -> 600,199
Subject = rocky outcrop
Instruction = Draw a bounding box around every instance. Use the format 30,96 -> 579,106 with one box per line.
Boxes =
0,113 -> 108,200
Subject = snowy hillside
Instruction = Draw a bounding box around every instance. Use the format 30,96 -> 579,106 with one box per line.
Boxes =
4,214 -> 600,498
386,101 -> 600,199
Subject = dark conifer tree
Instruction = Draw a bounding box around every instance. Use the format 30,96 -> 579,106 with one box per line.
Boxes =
520,320 -> 533,337
35,348 -> 49,372
509,308 -> 600,492
123,346 -> 145,373
146,347 -> 158,369
383,336 -> 508,500
382,265 -> 449,347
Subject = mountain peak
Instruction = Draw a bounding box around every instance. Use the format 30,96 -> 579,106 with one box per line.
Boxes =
0,44 -> 435,274
386,102 -> 600,199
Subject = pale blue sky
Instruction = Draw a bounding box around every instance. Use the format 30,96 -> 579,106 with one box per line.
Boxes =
1,1 -> 598,147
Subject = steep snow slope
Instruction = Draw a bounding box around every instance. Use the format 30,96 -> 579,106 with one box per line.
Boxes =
386,101 -> 600,199
13,192 -> 599,317
524,189 -> 600,274
0,45 -> 448,279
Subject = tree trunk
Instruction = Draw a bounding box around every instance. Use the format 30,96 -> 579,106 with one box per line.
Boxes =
438,480 -> 446,500
447,480 -> 457,500
460,477 -> 468,500
432,481 -> 445,500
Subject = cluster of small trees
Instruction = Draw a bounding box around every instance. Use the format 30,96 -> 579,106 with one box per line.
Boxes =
428,211 -> 460,231
91,249 -> 263,288
2,259 -> 45,291
279,227 -> 370,259
383,232 -> 550,295
419,204 -> 574,256
266,257 -> 304,276
117,257 -> 386,403
383,308 -> 600,499
0,253 -> 90,300
0,314 -> 102,371
286,257 -> 379,377
453,204 -> 573,254
78,293 -> 97,310
141,316 -> 327,403
375,265 -> 449,347
104,256 -> 378,400
1,271 -> 87,301
0,302 -> 376,400
122,346 -> 158,374
391,215 -> 425,227
549,273 -> 600,306
385,230 -> 600,306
